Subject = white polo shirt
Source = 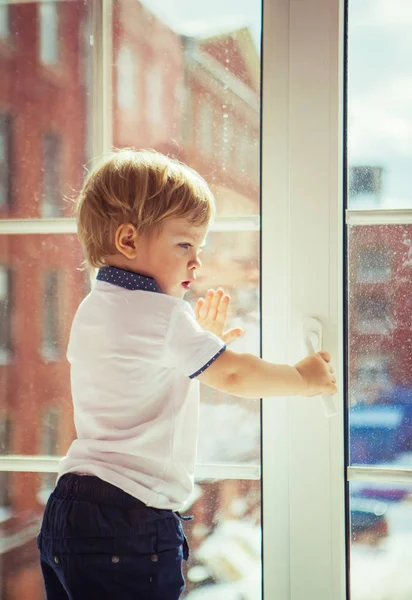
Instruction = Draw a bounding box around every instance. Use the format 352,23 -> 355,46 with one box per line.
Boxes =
57,266 -> 226,510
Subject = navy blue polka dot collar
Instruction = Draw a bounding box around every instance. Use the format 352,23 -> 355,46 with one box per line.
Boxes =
96,266 -> 163,293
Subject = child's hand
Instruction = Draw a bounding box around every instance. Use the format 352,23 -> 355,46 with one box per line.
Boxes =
294,351 -> 338,397
195,288 -> 244,345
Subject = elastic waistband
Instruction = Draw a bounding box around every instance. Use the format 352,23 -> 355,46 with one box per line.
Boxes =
54,473 -> 154,510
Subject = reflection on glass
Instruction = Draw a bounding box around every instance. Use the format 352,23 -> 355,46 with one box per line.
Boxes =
350,481 -> 412,600
348,0 -> 412,209
348,225 -> 412,467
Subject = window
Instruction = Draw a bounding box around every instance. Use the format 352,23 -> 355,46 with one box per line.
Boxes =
39,409 -> 60,500
349,166 -> 383,208
145,67 -> 163,126
41,133 -> 60,217
0,114 -> 12,208
0,415 -> 12,517
39,1 -> 59,65
357,356 -> 390,386
0,0 -> 262,597
0,5 -> 10,41
0,266 -> 12,364
348,1 -> 412,597
41,270 -> 60,361
116,46 -> 135,109
357,247 -> 391,283
356,296 -> 392,334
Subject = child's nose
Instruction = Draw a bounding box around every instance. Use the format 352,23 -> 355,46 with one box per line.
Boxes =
190,255 -> 202,268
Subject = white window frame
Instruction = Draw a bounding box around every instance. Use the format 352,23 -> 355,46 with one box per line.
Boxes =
261,0 -> 346,598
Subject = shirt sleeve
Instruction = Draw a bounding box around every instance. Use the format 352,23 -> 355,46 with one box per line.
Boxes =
164,302 -> 226,378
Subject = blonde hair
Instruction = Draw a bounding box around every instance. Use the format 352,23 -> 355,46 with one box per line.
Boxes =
76,148 -> 215,268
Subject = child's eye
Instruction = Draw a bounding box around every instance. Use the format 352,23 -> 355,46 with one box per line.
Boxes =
179,243 -> 191,249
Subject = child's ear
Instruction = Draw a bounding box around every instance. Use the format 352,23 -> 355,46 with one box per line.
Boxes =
114,223 -> 138,259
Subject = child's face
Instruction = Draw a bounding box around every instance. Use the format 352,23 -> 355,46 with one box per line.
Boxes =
135,217 -> 209,298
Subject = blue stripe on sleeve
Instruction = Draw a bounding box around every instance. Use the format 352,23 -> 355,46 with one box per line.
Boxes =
189,346 -> 227,379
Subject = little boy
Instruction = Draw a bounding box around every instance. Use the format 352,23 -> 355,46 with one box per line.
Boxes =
37,149 -> 337,600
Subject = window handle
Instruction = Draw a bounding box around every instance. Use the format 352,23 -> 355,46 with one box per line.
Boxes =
303,318 -> 338,417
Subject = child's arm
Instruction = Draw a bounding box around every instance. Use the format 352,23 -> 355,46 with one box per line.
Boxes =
197,349 -> 337,399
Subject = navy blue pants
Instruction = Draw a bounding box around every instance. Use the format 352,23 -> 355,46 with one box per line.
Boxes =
37,474 -> 190,600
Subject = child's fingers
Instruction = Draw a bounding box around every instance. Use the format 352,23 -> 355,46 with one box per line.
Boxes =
209,288 -> 224,320
195,297 -> 204,320
215,294 -> 230,326
222,327 -> 244,344
318,351 -> 331,363
200,289 -> 214,318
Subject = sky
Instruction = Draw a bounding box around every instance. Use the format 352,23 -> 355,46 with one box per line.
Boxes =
139,0 -> 262,47
347,0 -> 412,208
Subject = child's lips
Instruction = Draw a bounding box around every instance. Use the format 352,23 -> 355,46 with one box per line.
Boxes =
182,281 -> 191,290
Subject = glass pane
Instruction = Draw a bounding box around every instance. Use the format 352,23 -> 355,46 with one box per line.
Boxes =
112,0 -> 262,467
0,472 -> 46,598
183,480 -> 261,598
189,230 -> 260,465
0,0 -> 92,218
0,234 -> 88,456
348,0 -> 412,209
349,480 -> 412,600
348,224 -> 412,467
0,474 -> 260,599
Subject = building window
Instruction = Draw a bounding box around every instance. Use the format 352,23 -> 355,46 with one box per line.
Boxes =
0,415 -> 12,516
41,270 -> 60,361
198,99 -> 214,156
0,5 -> 10,41
357,247 -> 391,283
116,46 -> 136,109
39,1 -> 59,65
357,356 -> 390,388
0,114 -> 12,208
0,266 -> 12,364
146,68 -> 163,126
41,133 -> 60,217
349,166 -> 383,208
356,296 -> 392,334
39,409 -> 59,498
